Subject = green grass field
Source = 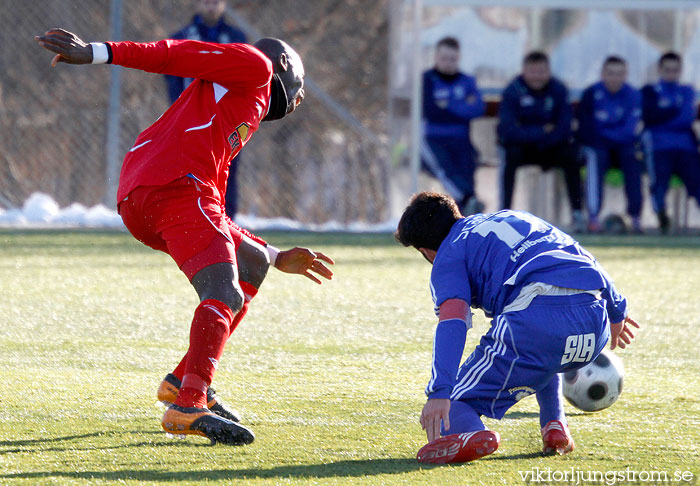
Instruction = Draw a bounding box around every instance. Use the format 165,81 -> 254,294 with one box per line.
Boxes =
0,230 -> 698,486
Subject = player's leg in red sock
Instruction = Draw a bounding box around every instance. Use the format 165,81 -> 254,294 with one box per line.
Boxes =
222,235 -> 269,338
168,280 -> 258,383
227,281 -> 258,335
165,233 -> 269,404
166,261 -> 263,393
171,354 -> 187,382
174,298 -> 234,409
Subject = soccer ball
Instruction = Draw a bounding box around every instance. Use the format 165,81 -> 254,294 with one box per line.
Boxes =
562,349 -> 624,412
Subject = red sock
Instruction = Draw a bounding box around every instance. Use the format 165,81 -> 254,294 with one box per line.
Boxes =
176,375 -> 208,409
174,299 -> 233,409
173,283 -> 258,378
172,354 -> 187,382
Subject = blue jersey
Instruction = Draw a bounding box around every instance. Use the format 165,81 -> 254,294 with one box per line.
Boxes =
429,210 -> 627,323
641,81 -> 697,153
497,76 -> 572,148
422,69 -> 484,139
165,14 -> 247,103
578,82 -> 641,146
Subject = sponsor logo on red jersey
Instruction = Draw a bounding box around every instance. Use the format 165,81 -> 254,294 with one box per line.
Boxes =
228,123 -> 250,154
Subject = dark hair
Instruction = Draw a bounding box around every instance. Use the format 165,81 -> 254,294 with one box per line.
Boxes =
436,36 -> 460,50
395,192 -> 462,251
523,50 -> 549,65
659,51 -> 682,66
603,55 -> 626,67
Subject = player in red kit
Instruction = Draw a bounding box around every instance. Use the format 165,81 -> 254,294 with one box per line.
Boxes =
35,28 -> 334,445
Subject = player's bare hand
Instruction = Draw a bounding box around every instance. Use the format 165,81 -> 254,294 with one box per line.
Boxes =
610,316 -> 640,350
34,28 -> 93,67
275,247 -> 334,284
420,398 -> 450,443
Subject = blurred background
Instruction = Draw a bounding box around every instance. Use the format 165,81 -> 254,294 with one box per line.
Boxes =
1,0 -> 699,229
392,0 -> 700,228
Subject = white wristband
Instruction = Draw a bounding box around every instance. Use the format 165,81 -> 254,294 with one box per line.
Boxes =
266,245 -> 280,267
90,43 -> 109,64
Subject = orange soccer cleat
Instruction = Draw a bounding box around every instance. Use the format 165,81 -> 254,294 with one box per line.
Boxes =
156,374 -> 181,404
157,373 -> 241,422
161,404 -> 254,445
541,420 -> 575,455
416,430 -> 500,464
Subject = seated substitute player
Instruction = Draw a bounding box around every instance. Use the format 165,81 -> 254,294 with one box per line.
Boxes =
578,56 -> 643,233
395,192 -> 639,464
422,36 -> 485,215
35,28 -> 334,446
641,52 -> 700,234
498,51 -> 585,232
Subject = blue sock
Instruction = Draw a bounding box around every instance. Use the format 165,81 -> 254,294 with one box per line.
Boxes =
441,400 -> 486,436
536,374 -> 566,428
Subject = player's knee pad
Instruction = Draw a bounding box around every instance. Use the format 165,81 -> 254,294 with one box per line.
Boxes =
191,262 -> 245,313
218,284 -> 245,314
198,280 -> 244,314
238,237 -> 270,288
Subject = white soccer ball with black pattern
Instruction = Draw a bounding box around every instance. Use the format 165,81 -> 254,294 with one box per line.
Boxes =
562,349 -> 624,412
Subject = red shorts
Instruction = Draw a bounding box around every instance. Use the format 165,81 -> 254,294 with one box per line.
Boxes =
118,177 -> 243,280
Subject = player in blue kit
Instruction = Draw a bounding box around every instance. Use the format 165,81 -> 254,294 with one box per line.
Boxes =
641,52 -> 700,234
578,56 -> 643,233
498,52 -> 584,232
422,37 -> 485,214
395,192 -> 639,464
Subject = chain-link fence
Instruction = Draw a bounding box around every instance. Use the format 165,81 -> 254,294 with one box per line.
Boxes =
1,0 -> 391,224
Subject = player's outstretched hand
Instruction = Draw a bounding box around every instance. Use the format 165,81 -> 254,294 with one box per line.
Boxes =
420,398 -> 451,443
275,247 -> 334,284
610,316 -> 640,350
34,28 -> 93,67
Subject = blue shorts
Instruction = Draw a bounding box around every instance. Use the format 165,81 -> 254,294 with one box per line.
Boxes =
450,293 -> 609,419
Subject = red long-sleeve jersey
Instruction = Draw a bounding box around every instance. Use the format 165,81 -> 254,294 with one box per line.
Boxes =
112,39 -> 272,204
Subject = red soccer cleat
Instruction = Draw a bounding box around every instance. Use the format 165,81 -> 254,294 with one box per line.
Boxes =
541,420 -> 574,455
416,430 -> 500,464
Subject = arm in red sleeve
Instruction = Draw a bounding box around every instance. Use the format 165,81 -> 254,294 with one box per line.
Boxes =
240,226 -> 267,248
106,39 -> 272,89
227,218 -> 267,248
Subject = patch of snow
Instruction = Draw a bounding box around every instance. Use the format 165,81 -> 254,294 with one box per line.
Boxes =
0,193 -> 396,233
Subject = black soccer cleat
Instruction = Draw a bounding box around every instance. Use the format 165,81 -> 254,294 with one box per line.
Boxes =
206,387 -> 241,423
161,404 -> 254,446
157,373 -> 242,422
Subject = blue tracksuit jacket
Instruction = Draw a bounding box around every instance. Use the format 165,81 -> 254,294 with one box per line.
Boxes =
497,76 -> 572,148
641,81 -> 697,153
578,82 -> 641,146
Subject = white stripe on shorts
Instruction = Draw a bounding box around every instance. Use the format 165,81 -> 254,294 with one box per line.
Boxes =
490,316 -> 520,417
450,315 -> 507,399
